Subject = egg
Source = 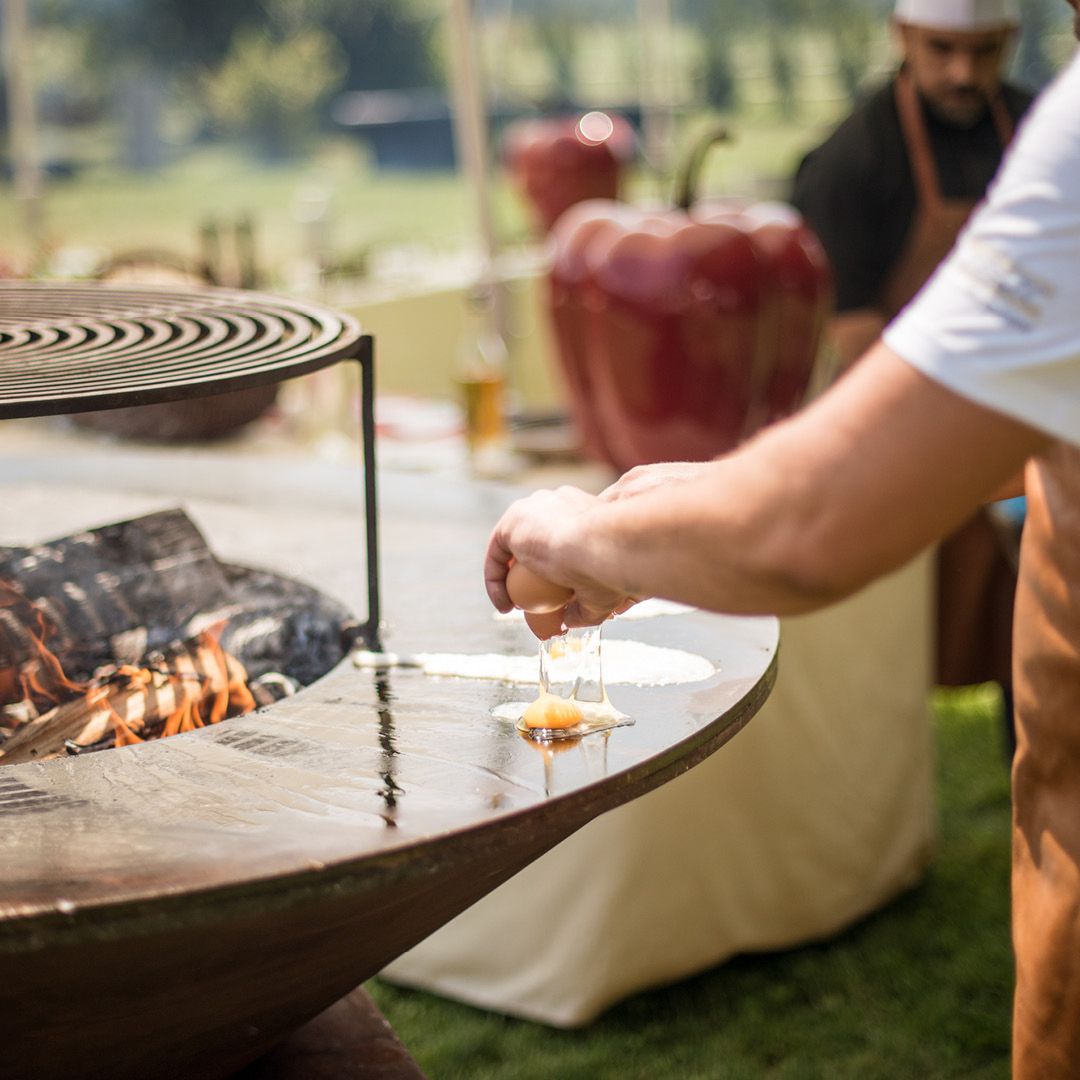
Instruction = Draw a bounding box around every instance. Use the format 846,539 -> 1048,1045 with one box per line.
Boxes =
506,562 -> 573,614
522,692 -> 584,730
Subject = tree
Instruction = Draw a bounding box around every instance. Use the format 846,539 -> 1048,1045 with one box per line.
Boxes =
202,27 -> 346,160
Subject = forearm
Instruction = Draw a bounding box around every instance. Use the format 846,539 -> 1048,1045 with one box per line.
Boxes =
828,309 -> 889,370
571,437 -> 830,615
559,346 -> 1048,617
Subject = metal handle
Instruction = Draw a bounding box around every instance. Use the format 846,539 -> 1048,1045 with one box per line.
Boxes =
673,125 -> 732,212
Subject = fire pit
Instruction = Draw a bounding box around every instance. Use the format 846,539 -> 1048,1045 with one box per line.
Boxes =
0,507 -> 355,764
0,284 -> 779,1080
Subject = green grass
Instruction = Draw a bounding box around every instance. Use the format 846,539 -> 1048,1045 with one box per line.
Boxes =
2,109 -> 847,281
6,138 -> 512,277
367,686 -> 1014,1079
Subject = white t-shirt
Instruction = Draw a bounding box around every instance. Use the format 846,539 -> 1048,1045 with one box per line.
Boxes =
884,51 -> 1080,446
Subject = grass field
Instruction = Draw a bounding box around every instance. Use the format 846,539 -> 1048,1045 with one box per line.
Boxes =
367,687 -> 1014,1080
2,111 -> 842,284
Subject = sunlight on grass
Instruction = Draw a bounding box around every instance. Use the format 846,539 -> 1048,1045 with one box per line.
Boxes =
368,687 -> 1013,1079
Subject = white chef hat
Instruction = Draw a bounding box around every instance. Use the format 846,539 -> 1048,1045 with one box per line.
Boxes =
894,0 -> 1020,30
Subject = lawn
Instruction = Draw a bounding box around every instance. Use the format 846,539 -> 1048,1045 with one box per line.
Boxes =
2,112 -> 843,284
367,687 -> 1014,1080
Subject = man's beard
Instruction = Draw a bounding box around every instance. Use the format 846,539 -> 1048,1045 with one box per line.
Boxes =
926,90 -> 988,129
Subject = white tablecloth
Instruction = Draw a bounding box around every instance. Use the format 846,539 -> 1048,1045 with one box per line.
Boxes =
382,554 -> 935,1026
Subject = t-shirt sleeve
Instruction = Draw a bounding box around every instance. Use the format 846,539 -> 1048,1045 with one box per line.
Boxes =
884,55 -> 1080,447
791,134 -> 888,313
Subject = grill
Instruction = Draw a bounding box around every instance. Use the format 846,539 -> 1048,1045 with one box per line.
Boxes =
0,282 -> 362,416
0,281 -> 778,1080
0,281 -> 381,651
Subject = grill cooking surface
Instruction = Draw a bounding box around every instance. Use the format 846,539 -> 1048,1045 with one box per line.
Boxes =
0,282 -> 363,417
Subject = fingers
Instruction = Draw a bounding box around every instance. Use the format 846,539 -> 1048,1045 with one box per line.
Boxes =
484,488 -> 585,612
562,593 -> 622,630
485,485 -> 631,638
483,522 -> 516,613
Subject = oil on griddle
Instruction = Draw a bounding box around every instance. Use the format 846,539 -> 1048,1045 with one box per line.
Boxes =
0,509 -> 355,765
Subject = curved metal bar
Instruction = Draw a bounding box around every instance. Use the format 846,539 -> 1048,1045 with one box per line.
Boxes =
0,283 -> 364,417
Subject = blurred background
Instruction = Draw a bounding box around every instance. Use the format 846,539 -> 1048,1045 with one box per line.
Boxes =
2,0 -> 1074,278
3,0 -> 1074,452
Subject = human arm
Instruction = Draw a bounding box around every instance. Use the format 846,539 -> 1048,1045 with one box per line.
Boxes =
492,60 -> 1080,633
485,341 -> 1048,628
827,309 -> 889,371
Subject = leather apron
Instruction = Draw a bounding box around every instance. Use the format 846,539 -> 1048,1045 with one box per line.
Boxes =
882,70 -> 1017,688
1012,445 -> 1080,1077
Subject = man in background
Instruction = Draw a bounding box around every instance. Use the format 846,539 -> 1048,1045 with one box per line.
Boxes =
792,0 -> 1030,368
791,0 -> 1033,725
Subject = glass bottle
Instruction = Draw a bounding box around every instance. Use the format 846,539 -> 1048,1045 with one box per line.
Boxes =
456,285 -> 513,475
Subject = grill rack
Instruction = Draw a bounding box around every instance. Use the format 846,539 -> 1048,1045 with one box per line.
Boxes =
0,281 -> 382,649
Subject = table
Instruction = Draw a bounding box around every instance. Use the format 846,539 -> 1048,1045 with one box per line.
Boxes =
0,284 -> 778,1079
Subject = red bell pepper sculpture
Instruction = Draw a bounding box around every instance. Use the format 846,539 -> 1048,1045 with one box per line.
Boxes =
504,111 -> 636,235
548,128 -> 832,473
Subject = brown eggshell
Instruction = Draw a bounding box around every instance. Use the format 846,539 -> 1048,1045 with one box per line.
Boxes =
506,562 -> 573,614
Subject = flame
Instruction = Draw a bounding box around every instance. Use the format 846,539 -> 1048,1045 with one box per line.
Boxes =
0,580 -> 87,709
0,588 -> 258,765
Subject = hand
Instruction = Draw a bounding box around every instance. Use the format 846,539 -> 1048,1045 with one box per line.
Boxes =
599,461 -> 708,502
485,486 -> 637,638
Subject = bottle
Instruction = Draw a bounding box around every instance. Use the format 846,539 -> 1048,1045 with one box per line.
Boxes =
456,285 -> 513,476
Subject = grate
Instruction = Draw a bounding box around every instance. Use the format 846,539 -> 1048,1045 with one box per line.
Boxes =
0,282 -> 362,417
0,282 -> 382,650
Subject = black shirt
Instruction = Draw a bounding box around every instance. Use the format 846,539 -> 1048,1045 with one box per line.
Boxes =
790,76 -> 1034,313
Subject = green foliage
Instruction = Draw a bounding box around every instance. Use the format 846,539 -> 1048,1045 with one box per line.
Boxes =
40,0 -> 441,89
285,0 -> 443,91
533,16 -> 580,108
368,687 -> 1014,1079
202,28 -> 346,160
38,0 -> 260,74
702,40 -> 739,111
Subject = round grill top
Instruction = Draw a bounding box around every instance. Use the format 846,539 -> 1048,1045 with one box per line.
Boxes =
0,282 -> 365,418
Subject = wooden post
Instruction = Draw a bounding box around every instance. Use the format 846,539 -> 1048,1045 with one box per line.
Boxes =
446,0 -> 499,283
445,0 -> 513,458
637,0 -> 676,180
2,0 -> 45,257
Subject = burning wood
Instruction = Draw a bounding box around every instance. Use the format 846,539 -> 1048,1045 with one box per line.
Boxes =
0,619 -> 257,766
0,508 -> 351,767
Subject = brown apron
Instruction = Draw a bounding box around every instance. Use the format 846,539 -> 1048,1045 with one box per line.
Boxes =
883,70 -> 1017,688
1012,444 -> 1080,1077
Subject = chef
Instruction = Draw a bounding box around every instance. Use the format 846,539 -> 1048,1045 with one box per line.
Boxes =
793,0 -> 1036,727
486,34 -> 1080,1077
792,0 -> 1030,367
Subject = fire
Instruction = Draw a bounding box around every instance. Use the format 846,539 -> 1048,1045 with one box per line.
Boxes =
0,581 -> 257,766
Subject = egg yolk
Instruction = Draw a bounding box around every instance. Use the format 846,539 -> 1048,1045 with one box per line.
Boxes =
522,692 -> 584,730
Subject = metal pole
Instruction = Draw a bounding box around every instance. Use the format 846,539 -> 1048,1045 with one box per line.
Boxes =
2,0 -> 45,256
357,336 -> 382,652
